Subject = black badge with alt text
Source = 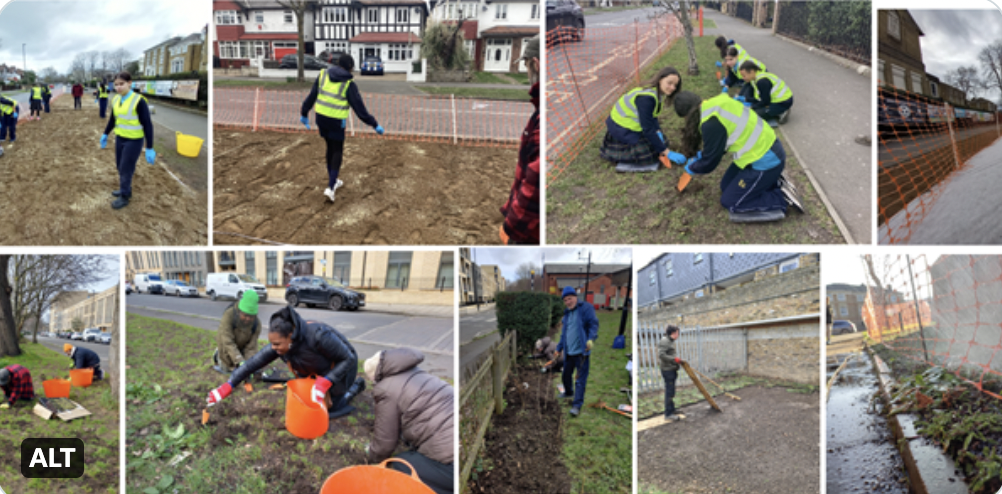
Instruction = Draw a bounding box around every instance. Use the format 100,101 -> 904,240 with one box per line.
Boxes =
20,438 -> 85,478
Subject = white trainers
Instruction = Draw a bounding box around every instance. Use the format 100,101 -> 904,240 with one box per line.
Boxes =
324,188 -> 336,203
334,179 -> 344,190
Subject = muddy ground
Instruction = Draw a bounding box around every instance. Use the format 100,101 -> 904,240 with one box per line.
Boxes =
639,385 -> 820,494
213,128 -> 516,245
468,363 -> 571,494
0,96 -> 207,245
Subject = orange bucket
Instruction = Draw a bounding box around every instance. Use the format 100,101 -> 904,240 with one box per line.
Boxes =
320,458 -> 437,494
69,368 -> 94,388
43,379 -> 71,398
285,378 -> 328,439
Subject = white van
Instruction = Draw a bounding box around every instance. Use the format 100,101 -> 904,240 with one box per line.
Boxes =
205,272 -> 268,302
134,273 -> 165,294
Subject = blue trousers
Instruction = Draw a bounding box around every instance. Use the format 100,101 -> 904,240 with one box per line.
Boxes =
43,98 -> 50,113
753,96 -> 794,120
562,353 -> 590,408
324,138 -> 345,189
719,140 -> 787,213
0,113 -> 16,141
115,137 -> 144,198
662,369 -> 677,417
99,98 -> 108,118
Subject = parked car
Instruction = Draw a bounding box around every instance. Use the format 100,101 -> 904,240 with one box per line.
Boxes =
285,275 -> 365,311
546,0 -> 585,44
70,332 -> 84,341
360,56 -> 384,76
126,282 -> 133,295
206,272 -> 268,302
279,54 -> 331,70
832,320 -> 858,336
98,332 -> 112,345
164,280 -> 199,297
83,327 -> 102,342
134,273 -> 164,294
318,50 -> 347,66
58,331 -> 72,339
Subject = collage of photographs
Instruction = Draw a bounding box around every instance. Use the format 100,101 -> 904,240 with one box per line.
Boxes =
0,0 -> 1000,493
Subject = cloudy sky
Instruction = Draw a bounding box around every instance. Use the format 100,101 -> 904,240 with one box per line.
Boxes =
910,9 -> 1002,100
86,255 -> 121,292
0,0 -> 207,75
471,248 -> 632,283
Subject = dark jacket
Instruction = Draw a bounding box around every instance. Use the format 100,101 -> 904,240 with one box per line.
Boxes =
658,336 -> 679,372
216,303 -> 262,369
605,92 -> 668,155
368,348 -> 454,465
103,92 -> 155,149
556,301 -> 599,357
500,82 -> 540,245
300,66 -> 378,141
229,306 -> 357,386
72,84 -> 83,97
71,346 -> 101,370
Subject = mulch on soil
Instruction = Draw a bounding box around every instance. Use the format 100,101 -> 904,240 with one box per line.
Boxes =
0,96 -> 208,245
213,128 -> 517,245
468,363 -> 572,494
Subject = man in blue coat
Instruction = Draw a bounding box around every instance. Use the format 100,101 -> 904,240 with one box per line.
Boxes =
63,344 -> 104,380
556,286 -> 600,417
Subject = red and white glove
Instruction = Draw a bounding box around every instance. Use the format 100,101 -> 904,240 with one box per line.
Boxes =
674,357 -> 681,364
207,383 -> 232,406
312,377 -> 332,405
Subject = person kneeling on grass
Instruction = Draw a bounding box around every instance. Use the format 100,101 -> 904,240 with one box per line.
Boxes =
672,90 -> 804,222
531,337 -> 564,373
737,61 -> 793,128
0,364 -> 34,409
206,306 -> 366,419
212,290 -> 262,374
364,349 -> 454,494
556,286 -> 599,418
658,325 -> 683,422
63,344 -> 104,381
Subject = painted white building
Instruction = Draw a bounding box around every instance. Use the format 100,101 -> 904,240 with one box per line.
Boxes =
430,0 -> 539,72
214,0 -> 316,68
313,0 -> 428,73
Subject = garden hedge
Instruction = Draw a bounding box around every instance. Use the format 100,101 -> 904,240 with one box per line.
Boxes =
496,291 -> 553,352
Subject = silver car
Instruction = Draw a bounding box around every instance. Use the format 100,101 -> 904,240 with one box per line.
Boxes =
165,280 -> 200,297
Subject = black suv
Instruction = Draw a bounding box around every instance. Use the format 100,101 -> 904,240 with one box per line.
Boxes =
285,276 -> 365,311
546,0 -> 585,44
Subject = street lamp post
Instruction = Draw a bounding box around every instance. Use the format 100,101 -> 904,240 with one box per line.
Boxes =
22,44 -> 26,84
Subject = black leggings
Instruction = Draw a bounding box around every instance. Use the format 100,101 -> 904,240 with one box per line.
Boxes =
324,138 -> 345,189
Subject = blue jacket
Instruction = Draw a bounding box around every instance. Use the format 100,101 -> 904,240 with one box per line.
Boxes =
557,301 -> 599,356
71,346 -> 101,369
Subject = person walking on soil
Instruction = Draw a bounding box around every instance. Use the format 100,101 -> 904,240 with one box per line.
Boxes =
672,90 -> 804,222
211,291 -> 262,374
42,83 -> 52,113
28,83 -> 44,120
63,344 -> 105,381
94,79 -> 110,118
299,54 -> 384,204
0,94 -> 19,143
556,286 -> 599,417
738,61 -> 793,128
658,325 -> 683,422
0,364 -> 35,409
100,71 -> 156,210
500,34 -> 541,245
600,66 -> 688,173
206,306 -> 366,419
72,81 -> 84,110
363,349 -> 454,494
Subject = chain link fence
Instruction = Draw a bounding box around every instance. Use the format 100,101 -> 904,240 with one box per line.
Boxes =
774,0 -> 871,64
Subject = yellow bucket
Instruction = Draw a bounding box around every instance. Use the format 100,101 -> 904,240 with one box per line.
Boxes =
176,131 -> 204,158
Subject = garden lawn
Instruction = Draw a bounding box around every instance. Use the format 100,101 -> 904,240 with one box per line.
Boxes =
126,313 -> 375,494
0,342 -> 119,494
546,35 -> 843,244
415,86 -> 532,100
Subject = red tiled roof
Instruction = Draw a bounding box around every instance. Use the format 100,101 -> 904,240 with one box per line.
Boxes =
349,32 -> 422,43
239,32 -> 300,40
481,26 -> 539,37
213,1 -> 242,10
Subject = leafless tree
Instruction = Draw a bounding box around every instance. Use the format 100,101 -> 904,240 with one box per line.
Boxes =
945,66 -> 982,104
276,0 -> 316,82
978,41 -> 1002,99
652,0 -> 699,75
86,50 -> 101,81
109,284 -> 119,397
111,48 -> 130,74
8,255 -> 110,344
39,66 -> 58,82
70,53 -> 87,82
0,256 -> 21,358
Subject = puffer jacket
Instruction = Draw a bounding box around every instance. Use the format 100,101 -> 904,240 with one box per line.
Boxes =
658,335 -> 679,372
217,303 -> 261,368
368,348 -> 454,465
230,306 -> 357,386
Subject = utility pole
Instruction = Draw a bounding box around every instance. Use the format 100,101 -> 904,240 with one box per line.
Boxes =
579,249 -> 592,304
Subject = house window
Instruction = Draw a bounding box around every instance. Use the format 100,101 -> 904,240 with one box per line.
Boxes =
219,41 -> 237,59
887,11 -> 900,40
465,39 -> 475,59
266,251 -> 278,286
837,293 -> 846,301
664,258 -> 673,276
890,295 -> 898,303
599,284 -> 605,294
436,252 -> 454,289
531,4 -> 539,19
324,41 -> 349,54
649,271 -> 656,286
388,43 -> 413,61
245,252 -> 255,278
333,252 -> 351,284
891,64 -> 906,91
779,259 -> 799,273
840,306 -> 849,316
495,4 -> 507,19
336,7 -> 348,22
284,10 -> 294,23
171,59 -> 184,73
386,252 -> 412,289
255,11 -> 264,23
215,10 -> 239,25
693,253 -> 703,264
930,81 -> 939,98
368,8 -> 379,23
911,72 -> 923,94
397,7 -> 409,23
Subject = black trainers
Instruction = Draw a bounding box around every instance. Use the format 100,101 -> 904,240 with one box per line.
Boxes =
569,406 -> 580,417
777,171 -> 798,195
345,377 -> 366,401
111,190 -> 123,197
111,196 -> 130,209
778,109 -> 790,125
779,184 -> 804,214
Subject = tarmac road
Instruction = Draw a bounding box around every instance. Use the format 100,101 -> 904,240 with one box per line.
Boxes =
34,334 -> 111,368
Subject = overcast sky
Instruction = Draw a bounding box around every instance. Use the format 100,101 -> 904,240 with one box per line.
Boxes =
0,0 -> 207,75
86,255 -> 121,292
910,9 -> 1002,100
472,248 -> 632,283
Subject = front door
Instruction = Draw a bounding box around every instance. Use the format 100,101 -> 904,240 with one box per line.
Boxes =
254,41 -> 266,60
484,38 -> 511,72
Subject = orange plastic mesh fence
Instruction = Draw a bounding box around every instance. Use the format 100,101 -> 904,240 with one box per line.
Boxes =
877,87 -> 1002,243
214,87 -> 527,147
545,16 -> 682,185
861,254 -> 1002,400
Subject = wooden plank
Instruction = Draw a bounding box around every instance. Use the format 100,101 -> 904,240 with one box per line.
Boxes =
681,361 -> 722,412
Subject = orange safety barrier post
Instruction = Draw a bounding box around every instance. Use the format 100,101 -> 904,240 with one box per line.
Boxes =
861,255 -> 1002,401
877,87 -> 1002,243
699,7 -> 703,37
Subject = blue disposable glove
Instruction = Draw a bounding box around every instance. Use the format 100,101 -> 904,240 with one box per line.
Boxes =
721,86 -> 729,93
100,134 -> 108,149
300,116 -> 310,130
719,78 -> 727,87
145,148 -> 156,165
667,151 -> 686,165
684,151 -> 704,174
375,125 -> 384,135
735,95 -> 746,103
341,119 -> 346,129
12,112 -> 17,119
657,130 -> 665,143
742,100 -> 751,108
715,61 -> 723,68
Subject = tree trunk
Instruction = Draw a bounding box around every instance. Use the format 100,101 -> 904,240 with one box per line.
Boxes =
32,311 -> 41,344
0,256 -> 22,357
109,284 -> 120,398
297,12 -> 306,83
677,3 -> 699,76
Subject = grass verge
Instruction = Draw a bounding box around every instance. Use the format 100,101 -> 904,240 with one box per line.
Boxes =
0,343 -> 119,494
415,86 -> 531,100
126,313 -> 375,494
638,373 -> 817,418
213,79 -> 316,91
546,34 -> 843,244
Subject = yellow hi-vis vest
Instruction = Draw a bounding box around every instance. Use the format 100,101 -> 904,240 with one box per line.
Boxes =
31,87 -> 42,100
314,69 -> 352,119
700,93 -> 775,168
0,97 -> 14,115
610,87 -> 662,132
752,72 -> 792,104
112,92 -> 146,139
98,86 -> 108,98
730,43 -> 766,77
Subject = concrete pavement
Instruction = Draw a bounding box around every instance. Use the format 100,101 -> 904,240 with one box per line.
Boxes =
704,10 -> 872,244
458,306 -> 501,385
148,101 -> 208,143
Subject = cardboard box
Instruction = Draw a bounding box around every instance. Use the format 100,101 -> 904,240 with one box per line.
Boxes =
33,397 -> 91,422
